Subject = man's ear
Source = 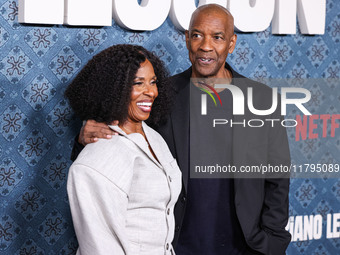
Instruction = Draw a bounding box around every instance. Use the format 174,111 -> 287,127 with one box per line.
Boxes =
228,34 -> 237,54
185,30 -> 190,50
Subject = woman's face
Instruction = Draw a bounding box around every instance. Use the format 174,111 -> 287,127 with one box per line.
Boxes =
128,59 -> 158,123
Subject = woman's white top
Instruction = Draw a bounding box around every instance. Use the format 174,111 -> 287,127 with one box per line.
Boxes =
67,122 -> 182,255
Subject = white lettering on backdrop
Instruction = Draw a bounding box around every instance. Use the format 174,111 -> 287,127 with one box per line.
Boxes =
18,0 -> 326,34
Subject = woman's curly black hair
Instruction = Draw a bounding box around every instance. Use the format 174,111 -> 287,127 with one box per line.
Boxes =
65,44 -> 173,126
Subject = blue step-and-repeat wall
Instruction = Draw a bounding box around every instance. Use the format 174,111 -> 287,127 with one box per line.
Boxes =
0,0 -> 340,254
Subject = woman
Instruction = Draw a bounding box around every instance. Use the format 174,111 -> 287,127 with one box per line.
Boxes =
65,44 -> 181,255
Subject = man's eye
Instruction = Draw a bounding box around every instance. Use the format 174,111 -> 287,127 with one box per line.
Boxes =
214,36 -> 223,40
192,34 -> 201,38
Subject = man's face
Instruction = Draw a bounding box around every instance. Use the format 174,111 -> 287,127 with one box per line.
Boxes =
185,9 -> 237,78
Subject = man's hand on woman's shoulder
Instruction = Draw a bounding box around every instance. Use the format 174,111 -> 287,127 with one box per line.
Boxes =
79,120 -> 118,146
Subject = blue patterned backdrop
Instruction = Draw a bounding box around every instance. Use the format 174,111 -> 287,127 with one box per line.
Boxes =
0,0 -> 339,254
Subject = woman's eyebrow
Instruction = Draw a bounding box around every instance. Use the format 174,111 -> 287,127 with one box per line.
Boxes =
134,76 -> 157,79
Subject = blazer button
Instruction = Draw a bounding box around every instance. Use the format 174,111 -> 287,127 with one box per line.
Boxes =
175,225 -> 180,232
166,243 -> 169,250
167,208 -> 170,215
181,196 -> 186,203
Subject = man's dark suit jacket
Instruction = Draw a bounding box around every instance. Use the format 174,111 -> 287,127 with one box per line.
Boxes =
71,63 -> 291,255
156,63 -> 291,255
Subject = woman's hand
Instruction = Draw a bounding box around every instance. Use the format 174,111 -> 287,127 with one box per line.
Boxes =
78,120 -> 118,146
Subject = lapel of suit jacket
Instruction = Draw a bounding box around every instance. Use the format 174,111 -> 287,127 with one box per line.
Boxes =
170,65 -> 256,193
227,63 -> 251,193
108,123 -> 163,169
170,69 -> 191,193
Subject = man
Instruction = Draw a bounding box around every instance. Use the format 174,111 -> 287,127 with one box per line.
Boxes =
71,4 -> 291,255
